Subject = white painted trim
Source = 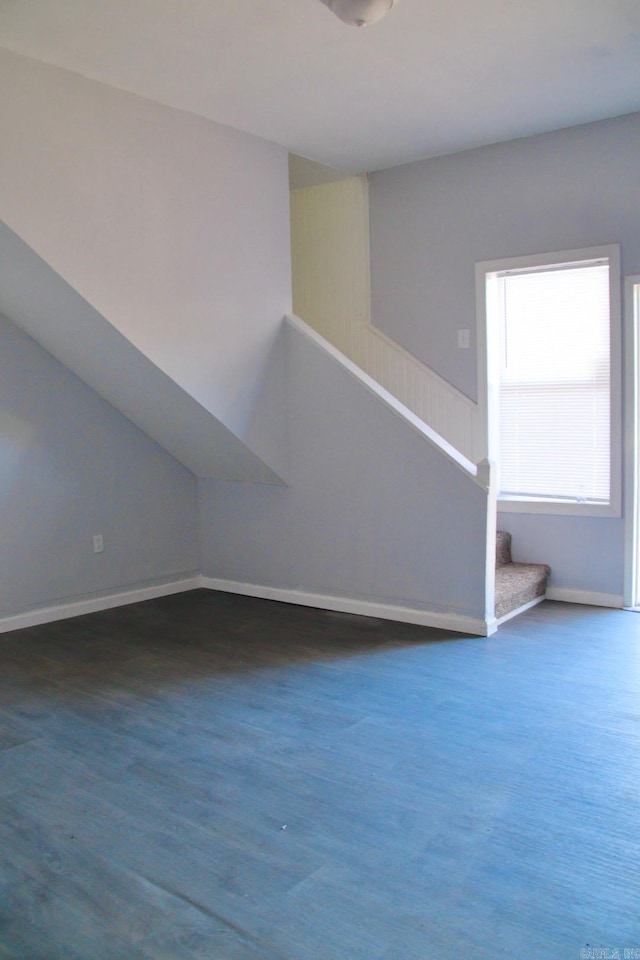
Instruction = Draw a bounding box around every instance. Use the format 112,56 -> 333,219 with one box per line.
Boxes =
623,276 -> 640,607
477,244 -> 623,518
483,460 -> 498,625
0,575 -> 201,635
497,498 -> 619,518
200,576 -> 491,637
361,321 -> 479,462
285,314 -> 484,484
475,261 -> 492,466
364,321 -> 478,413
1,574 -> 622,641
495,595 -> 546,627
358,321 -> 479,461
546,587 -> 623,608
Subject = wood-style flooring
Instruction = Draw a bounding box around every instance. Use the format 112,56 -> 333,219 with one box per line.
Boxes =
0,590 -> 638,959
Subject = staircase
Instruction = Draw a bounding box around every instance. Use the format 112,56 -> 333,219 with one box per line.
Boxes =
495,530 -> 550,624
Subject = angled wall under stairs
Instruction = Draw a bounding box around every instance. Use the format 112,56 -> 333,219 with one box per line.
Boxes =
0,49 -> 291,482
0,49 -> 498,634
200,317 -> 494,634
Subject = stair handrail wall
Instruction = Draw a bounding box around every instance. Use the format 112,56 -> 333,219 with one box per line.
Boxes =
357,319 -> 481,463
291,176 -> 496,629
286,314 -> 490,489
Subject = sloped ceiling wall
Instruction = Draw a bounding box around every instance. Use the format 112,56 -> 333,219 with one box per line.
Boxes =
0,49 -> 292,482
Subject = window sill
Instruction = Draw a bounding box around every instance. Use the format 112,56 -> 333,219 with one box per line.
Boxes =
498,497 -> 620,519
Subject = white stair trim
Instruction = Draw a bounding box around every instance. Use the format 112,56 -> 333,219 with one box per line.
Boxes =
495,595 -> 546,627
286,314 -> 485,485
362,321 -> 479,461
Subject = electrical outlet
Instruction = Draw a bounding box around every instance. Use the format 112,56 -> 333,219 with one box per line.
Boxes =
457,328 -> 470,349
92,534 -> 104,554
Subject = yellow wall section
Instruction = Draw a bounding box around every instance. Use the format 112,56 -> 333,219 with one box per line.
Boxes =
291,176 -> 371,342
290,176 -> 478,461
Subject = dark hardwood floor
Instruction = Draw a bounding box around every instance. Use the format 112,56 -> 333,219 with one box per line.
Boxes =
0,590 -> 638,959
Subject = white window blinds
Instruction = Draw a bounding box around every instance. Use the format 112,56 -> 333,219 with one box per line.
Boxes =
497,259 -> 611,504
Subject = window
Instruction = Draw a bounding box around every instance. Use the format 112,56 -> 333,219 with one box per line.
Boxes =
481,246 -> 621,516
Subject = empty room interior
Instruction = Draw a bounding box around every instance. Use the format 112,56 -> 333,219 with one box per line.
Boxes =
0,1 -> 639,956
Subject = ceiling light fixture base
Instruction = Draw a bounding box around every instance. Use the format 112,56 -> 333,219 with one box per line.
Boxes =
319,0 -> 397,27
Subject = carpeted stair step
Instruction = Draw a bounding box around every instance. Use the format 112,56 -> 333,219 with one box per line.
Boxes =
496,530 -> 512,567
495,530 -> 550,622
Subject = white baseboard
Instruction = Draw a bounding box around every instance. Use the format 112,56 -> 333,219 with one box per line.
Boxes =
200,576 -> 491,636
495,595 -> 546,627
2,575 -> 622,640
0,575 -> 201,635
546,587 -> 623,608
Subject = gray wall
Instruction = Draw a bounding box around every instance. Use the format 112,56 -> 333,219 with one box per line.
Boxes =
199,320 -> 488,621
0,315 -> 198,617
496,513 -> 623,597
0,49 -> 292,479
370,112 -> 640,598
370,112 -> 640,401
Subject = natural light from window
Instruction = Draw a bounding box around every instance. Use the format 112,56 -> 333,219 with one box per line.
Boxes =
496,258 -> 611,506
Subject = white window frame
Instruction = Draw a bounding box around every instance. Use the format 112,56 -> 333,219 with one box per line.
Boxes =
476,244 -> 622,518
623,275 -> 640,607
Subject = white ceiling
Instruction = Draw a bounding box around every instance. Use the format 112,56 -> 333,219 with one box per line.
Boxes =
0,0 -> 639,171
